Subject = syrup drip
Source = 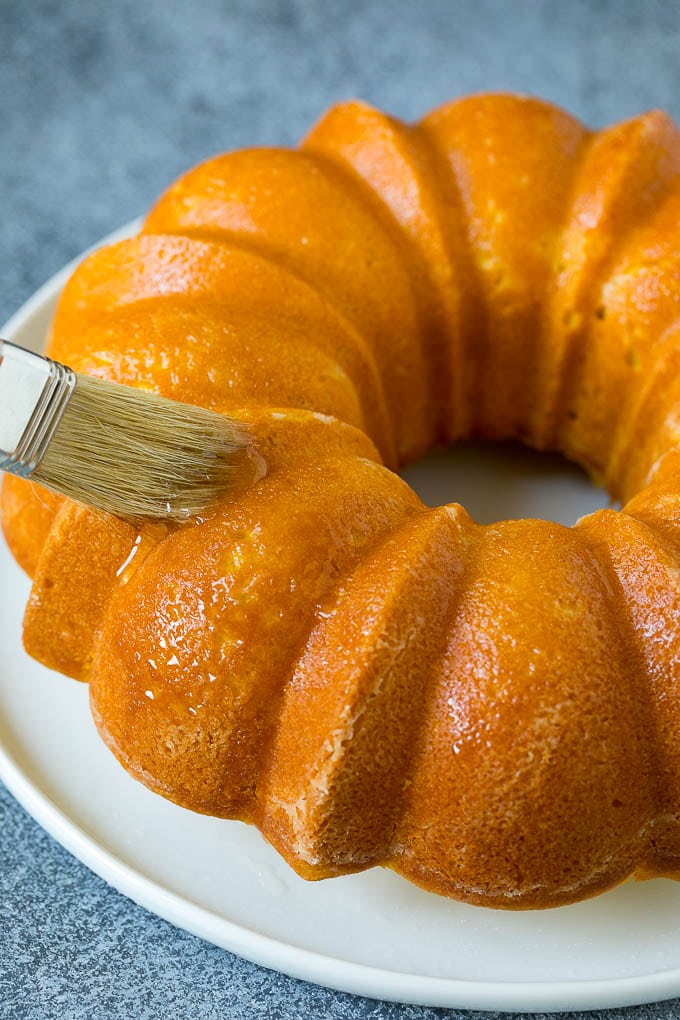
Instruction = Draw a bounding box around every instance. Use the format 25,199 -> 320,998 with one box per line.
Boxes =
115,522 -> 170,585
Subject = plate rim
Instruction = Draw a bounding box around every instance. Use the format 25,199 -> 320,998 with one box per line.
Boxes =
2,225 -> 680,1013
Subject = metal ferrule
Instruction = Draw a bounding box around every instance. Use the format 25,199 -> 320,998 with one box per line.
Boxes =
0,338 -> 76,478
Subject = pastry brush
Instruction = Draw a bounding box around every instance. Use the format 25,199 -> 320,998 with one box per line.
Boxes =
0,338 -> 253,522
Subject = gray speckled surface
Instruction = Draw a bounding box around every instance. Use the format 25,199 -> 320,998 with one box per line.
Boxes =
3,1 -> 680,1016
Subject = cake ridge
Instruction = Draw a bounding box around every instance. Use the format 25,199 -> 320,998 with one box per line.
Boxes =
50,231 -> 399,465
421,93 -> 586,444
304,99 -> 471,443
260,503 -> 475,877
604,318 -> 680,501
577,508 -> 680,872
89,449 -> 423,820
412,114 -> 487,442
143,148 -> 431,461
394,513 -> 654,904
69,291 -> 394,460
303,136 -> 446,448
536,111 -> 680,448
550,113 -> 680,472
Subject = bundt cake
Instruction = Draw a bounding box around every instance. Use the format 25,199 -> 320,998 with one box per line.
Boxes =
5,93 -> 680,910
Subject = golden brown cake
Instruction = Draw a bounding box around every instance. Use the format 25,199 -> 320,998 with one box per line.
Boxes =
5,93 -> 680,909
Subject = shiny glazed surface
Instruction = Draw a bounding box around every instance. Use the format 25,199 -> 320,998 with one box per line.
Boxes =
5,94 -> 680,908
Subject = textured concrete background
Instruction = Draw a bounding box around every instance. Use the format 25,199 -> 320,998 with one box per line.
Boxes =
3,0 -> 680,1017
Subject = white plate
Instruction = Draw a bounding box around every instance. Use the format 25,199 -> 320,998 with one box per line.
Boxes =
3,230 -> 680,1014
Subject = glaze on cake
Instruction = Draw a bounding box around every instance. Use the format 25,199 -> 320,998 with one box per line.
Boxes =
5,94 -> 680,908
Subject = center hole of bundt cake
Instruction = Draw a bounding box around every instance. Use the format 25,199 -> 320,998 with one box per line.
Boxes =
400,442 -> 610,527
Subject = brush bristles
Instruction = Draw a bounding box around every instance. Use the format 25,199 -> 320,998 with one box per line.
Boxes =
34,374 -> 253,522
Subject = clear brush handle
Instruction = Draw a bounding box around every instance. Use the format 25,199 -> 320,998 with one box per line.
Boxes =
0,339 -> 76,478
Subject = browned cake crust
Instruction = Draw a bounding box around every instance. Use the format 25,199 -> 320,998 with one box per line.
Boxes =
5,94 -> 680,908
